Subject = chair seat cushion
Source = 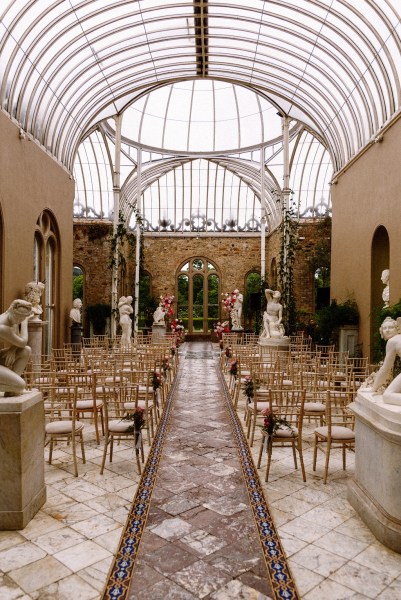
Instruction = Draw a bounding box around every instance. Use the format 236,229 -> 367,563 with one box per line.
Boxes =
304,402 -> 325,412
76,399 -> 103,410
315,425 -> 355,440
256,402 -> 269,412
127,400 -> 154,410
46,421 -> 84,434
108,420 -> 133,433
273,426 -> 298,438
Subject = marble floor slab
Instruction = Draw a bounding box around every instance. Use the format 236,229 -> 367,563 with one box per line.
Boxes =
0,341 -> 400,599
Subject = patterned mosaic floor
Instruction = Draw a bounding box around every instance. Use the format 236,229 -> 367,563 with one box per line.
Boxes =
103,341 -> 298,599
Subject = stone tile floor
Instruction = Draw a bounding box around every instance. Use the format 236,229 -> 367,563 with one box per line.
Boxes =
0,341 -> 400,599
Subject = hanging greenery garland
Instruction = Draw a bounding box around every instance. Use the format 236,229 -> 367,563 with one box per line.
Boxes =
278,197 -> 299,335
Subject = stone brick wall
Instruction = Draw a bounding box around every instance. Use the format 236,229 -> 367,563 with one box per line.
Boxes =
73,220 -> 329,329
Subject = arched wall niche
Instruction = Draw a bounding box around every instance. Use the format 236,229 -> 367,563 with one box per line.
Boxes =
371,225 -> 390,349
0,204 -> 3,312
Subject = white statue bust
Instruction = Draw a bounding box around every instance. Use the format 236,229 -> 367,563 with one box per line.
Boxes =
70,298 -> 83,324
153,305 -> 166,325
260,289 -> 285,339
24,281 -> 45,321
0,299 -> 33,396
118,295 -> 133,348
367,316 -> 401,405
381,269 -> 390,308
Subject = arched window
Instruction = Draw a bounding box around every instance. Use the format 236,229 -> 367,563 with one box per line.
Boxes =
34,211 -> 59,355
177,258 -> 220,335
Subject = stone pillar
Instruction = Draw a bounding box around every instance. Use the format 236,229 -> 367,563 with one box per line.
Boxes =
152,323 -> 166,342
28,320 -> 46,376
0,390 -> 46,530
348,390 -> 401,553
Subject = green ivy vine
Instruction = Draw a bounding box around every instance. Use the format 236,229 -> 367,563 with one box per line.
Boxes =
278,198 -> 299,334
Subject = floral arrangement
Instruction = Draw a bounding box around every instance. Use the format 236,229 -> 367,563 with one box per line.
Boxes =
221,291 -> 239,313
162,357 -> 170,374
229,359 -> 238,379
214,321 -> 229,339
123,407 -> 145,432
243,375 -> 254,402
225,346 -> 232,358
261,407 -> 291,438
171,318 -> 186,344
160,293 -> 175,317
151,371 -> 162,391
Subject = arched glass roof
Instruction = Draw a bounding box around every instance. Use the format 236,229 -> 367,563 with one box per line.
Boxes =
1,1 -> 401,172
107,80 -> 283,154
73,120 -> 332,230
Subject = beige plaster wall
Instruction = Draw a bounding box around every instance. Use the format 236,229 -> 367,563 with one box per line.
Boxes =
330,116 -> 401,358
0,111 -> 75,345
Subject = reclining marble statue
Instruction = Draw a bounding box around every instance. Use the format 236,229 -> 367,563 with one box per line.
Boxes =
0,299 -> 33,396
367,316 -> 401,405
260,289 -> 286,339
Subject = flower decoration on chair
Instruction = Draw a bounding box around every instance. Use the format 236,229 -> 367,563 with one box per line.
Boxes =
123,407 -> 145,432
151,371 -> 162,391
243,375 -> 254,403
229,359 -> 238,380
261,407 -> 292,439
162,357 -> 170,375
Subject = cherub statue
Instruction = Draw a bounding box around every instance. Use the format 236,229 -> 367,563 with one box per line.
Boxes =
153,305 -> 166,325
0,299 -> 33,396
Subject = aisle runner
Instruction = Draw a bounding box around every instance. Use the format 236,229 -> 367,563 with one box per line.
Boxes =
216,365 -> 300,600
102,343 -> 299,600
101,368 -> 182,599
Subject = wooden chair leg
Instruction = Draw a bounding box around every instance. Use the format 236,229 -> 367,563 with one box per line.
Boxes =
265,438 -> 273,482
100,435 -> 109,475
323,439 -> 332,484
257,435 -> 264,468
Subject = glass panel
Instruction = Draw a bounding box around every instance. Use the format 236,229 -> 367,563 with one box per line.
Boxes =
44,239 -> 54,357
208,274 -> 220,331
177,274 -> 189,330
192,274 -> 204,332
73,265 -> 84,300
192,259 -> 203,270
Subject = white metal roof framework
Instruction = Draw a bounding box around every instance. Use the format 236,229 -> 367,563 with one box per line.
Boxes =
1,0 -> 401,229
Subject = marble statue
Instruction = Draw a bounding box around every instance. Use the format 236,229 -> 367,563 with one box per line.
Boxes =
153,305 -> 166,325
368,316 -> 401,405
118,295 -> 133,349
260,289 -> 285,339
231,289 -> 244,330
24,281 -> 45,321
70,298 -> 82,324
0,299 -> 33,396
381,269 -> 390,309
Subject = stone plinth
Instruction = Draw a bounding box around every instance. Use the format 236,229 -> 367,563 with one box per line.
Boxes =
348,390 -> 401,553
0,390 -> 46,530
152,323 -> 166,342
28,320 -> 46,376
258,337 -> 290,353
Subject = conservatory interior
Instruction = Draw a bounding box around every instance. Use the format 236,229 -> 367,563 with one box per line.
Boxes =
1,2 -> 401,599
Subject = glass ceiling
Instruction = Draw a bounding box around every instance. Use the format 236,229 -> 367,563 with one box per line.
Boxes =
2,0 -> 401,233
1,1 -> 401,173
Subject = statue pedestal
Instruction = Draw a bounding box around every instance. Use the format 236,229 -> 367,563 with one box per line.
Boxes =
258,337 -> 290,354
28,320 -> 46,376
152,323 -> 166,342
70,323 -> 83,359
0,390 -> 46,530
348,390 -> 401,553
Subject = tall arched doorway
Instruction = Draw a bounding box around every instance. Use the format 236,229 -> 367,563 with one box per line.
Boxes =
177,258 -> 220,335
371,225 -> 390,353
